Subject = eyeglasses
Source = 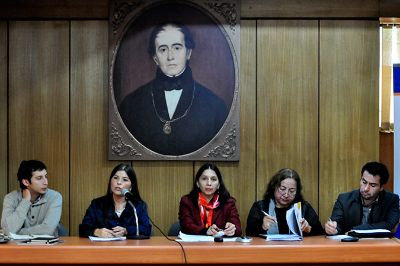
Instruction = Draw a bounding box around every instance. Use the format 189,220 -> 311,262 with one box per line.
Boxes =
277,186 -> 296,197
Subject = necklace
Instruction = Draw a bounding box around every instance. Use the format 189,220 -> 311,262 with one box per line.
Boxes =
151,82 -> 196,135
115,208 -> 125,214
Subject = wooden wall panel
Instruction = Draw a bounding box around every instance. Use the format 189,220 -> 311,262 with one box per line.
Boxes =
0,0 -> 108,19
257,20 -> 319,209
230,19 -> 257,229
70,21 -> 115,236
380,132 -> 394,192
380,0 -> 400,18
8,21 -> 70,227
242,0 -> 379,18
0,22 -> 7,218
319,20 -> 380,223
0,0 -> 387,19
134,162 -> 193,235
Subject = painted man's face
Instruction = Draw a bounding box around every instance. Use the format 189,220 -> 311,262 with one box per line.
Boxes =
153,25 -> 192,77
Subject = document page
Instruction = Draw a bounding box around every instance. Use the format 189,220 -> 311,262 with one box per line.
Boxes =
351,229 -> 391,234
89,236 -> 126,241
265,202 -> 303,241
177,232 -> 237,242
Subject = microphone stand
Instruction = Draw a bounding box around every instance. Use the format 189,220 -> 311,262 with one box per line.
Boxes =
126,201 -> 150,240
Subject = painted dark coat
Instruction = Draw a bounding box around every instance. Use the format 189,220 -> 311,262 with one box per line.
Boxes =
118,67 -> 228,156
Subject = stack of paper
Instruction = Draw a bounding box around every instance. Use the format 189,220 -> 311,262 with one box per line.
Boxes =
265,234 -> 302,241
177,232 -> 237,242
88,236 -> 126,241
9,233 -> 60,245
9,233 -> 57,241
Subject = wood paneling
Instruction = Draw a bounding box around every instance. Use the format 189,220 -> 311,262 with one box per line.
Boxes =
70,21 -> 115,236
319,20 -> 380,223
380,132 -> 394,192
0,0 -> 108,19
0,0 -> 392,20
232,19 -> 257,229
0,22 -> 7,218
380,0 -> 400,18
8,21 -> 70,227
135,161 -> 193,235
242,0 -> 379,18
257,20 -> 319,209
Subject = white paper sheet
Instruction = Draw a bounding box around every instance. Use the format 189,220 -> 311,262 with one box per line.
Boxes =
351,229 -> 391,234
177,232 -> 237,242
326,235 -> 350,240
88,236 -> 126,241
265,234 -> 302,241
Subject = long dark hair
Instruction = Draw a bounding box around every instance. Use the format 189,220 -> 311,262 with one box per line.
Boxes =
105,163 -> 143,205
263,168 -> 304,204
188,163 -> 231,204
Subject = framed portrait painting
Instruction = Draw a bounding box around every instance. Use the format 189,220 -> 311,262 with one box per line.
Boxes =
109,0 -> 240,160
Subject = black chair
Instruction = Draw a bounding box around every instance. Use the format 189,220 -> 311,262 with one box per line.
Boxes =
167,221 -> 181,236
57,223 -> 69,236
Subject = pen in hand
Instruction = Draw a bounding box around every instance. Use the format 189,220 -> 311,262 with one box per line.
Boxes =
261,210 -> 276,222
326,218 -> 338,235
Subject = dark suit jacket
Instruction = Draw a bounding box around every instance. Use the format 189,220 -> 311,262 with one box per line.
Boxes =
330,189 -> 399,234
179,195 -> 242,236
245,199 -> 324,237
118,68 -> 228,156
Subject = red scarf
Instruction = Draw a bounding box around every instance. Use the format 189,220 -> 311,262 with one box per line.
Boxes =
198,192 -> 220,228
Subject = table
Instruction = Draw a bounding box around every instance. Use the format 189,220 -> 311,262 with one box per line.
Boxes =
0,236 -> 399,265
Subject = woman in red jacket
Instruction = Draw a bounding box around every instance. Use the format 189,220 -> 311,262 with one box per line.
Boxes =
179,163 -> 242,236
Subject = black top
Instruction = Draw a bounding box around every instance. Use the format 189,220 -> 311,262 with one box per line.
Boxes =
275,206 -> 290,234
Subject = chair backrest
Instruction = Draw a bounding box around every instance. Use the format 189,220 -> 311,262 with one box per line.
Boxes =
168,221 -> 181,236
57,223 -> 69,236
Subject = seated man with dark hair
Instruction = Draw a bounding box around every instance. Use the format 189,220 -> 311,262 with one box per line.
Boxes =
1,160 -> 63,236
325,161 -> 399,235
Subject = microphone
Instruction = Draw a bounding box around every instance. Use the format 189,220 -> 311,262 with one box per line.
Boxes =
121,188 -> 135,202
121,188 -> 150,240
